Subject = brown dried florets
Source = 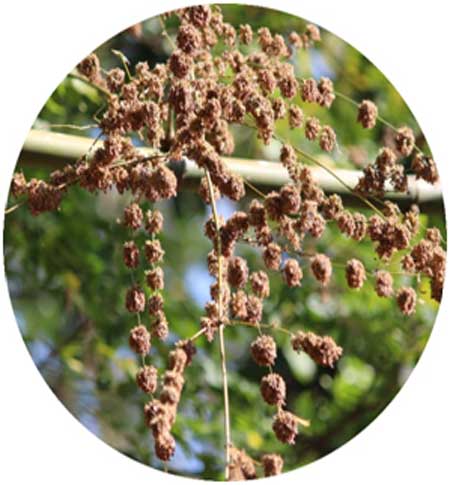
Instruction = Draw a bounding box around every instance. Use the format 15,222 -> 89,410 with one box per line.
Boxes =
145,209 -> 164,234
177,23 -> 202,54
319,125 -> 337,152
184,5 -> 212,28
352,212 -> 367,241
200,317 -> 218,342
230,290 -> 248,320
318,77 -> 335,108
279,184 -> 301,214
123,241 -> 139,268
229,447 -> 257,480
129,324 -> 151,354
145,240 -> 165,264
321,194 -> 343,220
260,373 -> 286,405
306,23 -> 321,42
376,147 -> 397,175
123,203 -> 143,230
257,68 -> 277,95
291,331 -> 342,367
337,210 -> 355,238
426,227 -> 442,245
280,143 -> 297,170
126,286 -> 146,313
77,53 -> 103,85
261,454 -> 284,476
346,258 -> 366,289
136,365 -> 158,394
249,271 -> 270,299
357,100 -> 378,129
169,348 -> 187,374
301,78 -> 320,103
106,68 -> 125,93
283,259 -> 303,287
395,126 -> 415,156
169,49 -> 193,78
391,164 -> 408,192
227,256 -> 249,288
27,179 -> 63,216
263,243 -> 282,270
396,287 -> 417,315
276,63 -> 299,98
305,116 -> 321,141
145,267 -> 164,291
288,105 -> 304,128
402,254 -> 416,273
155,432 -> 176,461
310,254 -> 332,286
245,295 -> 263,324
272,410 -> 298,445
239,24 -> 253,45
374,270 -> 393,297
288,31 -> 303,49
151,312 -> 169,340
264,192 -> 283,221
11,172 -> 27,198
176,339 -> 197,366
250,334 -> 277,366
148,294 -> 164,315
411,153 -> 439,184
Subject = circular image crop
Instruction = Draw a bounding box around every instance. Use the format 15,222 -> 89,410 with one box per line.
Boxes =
3,3 -> 446,481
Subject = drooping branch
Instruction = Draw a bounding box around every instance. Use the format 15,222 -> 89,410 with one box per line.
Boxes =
17,129 -> 443,207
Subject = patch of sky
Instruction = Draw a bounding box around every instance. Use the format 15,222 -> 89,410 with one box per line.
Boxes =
184,263 -> 213,308
310,49 -> 335,80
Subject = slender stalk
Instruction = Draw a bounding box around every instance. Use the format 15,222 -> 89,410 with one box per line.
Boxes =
204,169 -> 232,480
5,200 -> 25,214
68,72 -> 111,98
218,323 -> 231,479
189,327 -> 207,342
334,91 -> 409,138
270,130 -> 386,218
111,49 -> 132,80
301,80 -> 425,155
47,123 -> 98,131
159,16 -> 177,50
230,319 -> 293,337
242,178 -> 267,199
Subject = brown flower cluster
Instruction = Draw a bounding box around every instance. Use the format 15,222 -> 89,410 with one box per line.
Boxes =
144,341 -> 196,461
291,331 -> 343,368
8,4 -> 446,478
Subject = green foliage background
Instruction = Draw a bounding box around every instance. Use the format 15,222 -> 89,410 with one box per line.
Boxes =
4,4 -> 445,480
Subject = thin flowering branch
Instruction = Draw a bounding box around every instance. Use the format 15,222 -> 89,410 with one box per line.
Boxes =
159,16 -> 177,51
332,90 -> 425,155
68,72 -> 112,98
268,128 -> 387,219
230,319 -> 293,338
204,168 -> 233,480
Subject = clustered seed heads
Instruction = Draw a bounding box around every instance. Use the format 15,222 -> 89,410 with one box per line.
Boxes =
8,4 -> 446,478
251,334 -> 277,366
291,331 -> 343,368
357,100 -> 378,129
260,373 -> 286,406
